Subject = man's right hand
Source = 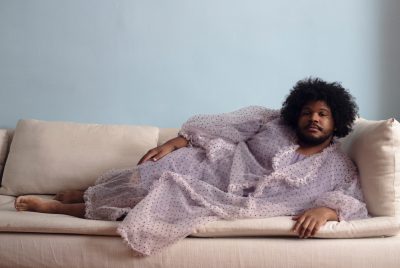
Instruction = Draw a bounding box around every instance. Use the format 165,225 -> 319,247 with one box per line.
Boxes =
137,136 -> 189,165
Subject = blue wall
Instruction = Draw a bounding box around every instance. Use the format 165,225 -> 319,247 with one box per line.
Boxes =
0,0 -> 399,128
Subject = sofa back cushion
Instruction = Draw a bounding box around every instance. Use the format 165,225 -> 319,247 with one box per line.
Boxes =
340,118 -> 400,218
0,119 -> 159,195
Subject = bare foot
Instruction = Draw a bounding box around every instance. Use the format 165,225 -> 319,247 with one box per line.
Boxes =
54,190 -> 84,204
15,196 -> 61,213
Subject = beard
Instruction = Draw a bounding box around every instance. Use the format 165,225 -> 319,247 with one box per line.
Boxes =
296,127 -> 333,146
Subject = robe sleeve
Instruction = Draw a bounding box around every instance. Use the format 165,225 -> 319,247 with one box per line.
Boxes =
313,165 -> 369,221
178,106 -> 279,148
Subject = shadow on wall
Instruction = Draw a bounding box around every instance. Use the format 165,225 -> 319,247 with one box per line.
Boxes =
378,1 -> 400,120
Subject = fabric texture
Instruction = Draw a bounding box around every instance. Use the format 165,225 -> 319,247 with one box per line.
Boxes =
0,119 -> 159,195
84,106 -> 368,255
340,118 -> 400,218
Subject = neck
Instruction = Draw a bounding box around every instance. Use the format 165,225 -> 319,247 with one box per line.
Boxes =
297,137 -> 333,156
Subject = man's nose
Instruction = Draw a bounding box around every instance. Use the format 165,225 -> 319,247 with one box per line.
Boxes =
310,113 -> 319,122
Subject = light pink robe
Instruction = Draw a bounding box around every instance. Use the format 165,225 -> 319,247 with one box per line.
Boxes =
84,106 -> 368,256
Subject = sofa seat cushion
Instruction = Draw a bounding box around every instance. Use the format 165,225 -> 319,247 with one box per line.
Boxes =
0,119 -> 159,195
1,195 -> 399,238
2,234 -> 400,268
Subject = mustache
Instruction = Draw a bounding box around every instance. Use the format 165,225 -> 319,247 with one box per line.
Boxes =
305,123 -> 323,131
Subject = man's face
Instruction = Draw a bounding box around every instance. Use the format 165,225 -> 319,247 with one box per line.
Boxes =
296,100 -> 335,146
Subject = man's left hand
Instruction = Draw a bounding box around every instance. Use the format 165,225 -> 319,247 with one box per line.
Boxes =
292,207 -> 338,238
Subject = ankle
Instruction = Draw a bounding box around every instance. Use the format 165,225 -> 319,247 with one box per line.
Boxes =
41,200 -> 62,213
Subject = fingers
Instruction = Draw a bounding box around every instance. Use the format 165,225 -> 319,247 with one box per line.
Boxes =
137,145 -> 175,165
292,214 -> 305,233
153,149 -> 171,162
298,217 -> 312,238
302,221 -> 316,239
138,149 -> 159,165
311,222 -> 322,237
292,214 -> 321,239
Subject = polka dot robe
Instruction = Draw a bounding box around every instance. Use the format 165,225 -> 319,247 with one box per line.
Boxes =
84,106 -> 369,256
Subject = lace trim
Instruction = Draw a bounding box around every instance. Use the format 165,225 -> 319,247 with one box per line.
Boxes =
178,131 -> 193,147
253,143 -> 341,197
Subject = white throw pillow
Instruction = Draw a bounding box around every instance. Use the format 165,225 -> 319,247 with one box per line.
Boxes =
0,119 -> 159,196
340,118 -> 400,218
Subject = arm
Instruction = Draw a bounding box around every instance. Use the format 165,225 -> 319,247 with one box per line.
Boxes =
312,175 -> 368,222
137,136 -> 188,164
313,154 -> 368,222
179,106 -> 279,148
293,155 -> 368,238
139,106 -> 278,164
292,167 -> 368,238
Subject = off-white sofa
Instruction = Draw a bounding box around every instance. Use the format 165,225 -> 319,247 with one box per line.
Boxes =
0,117 -> 399,268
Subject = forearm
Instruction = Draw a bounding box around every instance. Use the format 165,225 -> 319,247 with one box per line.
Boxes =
164,136 -> 189,150
179,106 -> 277,146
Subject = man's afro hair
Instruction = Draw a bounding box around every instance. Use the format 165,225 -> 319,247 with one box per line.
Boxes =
280,77 -> 358,138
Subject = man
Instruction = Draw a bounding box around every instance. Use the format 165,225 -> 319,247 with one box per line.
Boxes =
16,78 -> 368,256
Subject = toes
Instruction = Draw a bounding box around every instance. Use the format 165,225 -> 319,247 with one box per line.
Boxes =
15,197 -> 28,211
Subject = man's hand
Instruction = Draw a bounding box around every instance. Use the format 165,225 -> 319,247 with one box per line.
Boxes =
138,136 -> 189,165
292,207 -> 338,239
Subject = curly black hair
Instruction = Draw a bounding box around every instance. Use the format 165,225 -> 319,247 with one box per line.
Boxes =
281,77 -> 358,138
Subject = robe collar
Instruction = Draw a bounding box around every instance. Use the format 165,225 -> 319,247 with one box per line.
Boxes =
271,140 -> 340,188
